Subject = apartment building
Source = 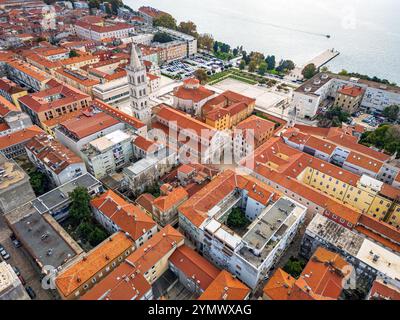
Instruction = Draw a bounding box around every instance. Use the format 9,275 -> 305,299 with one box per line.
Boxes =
172,78 -> 215,116
0,125 -> 43,158
25,134 -> 86,186
74,16 -> 135,41
54,68 -> 100,95
91,190 -> 157,248
0,262 -> 30,300
334,85 -> 364,114
151,184 -> 189,227
252,137 -> 400,228
157,26 -> 198,57
7,59 -> 51,91
18,79 -> 92,128
0,77 -> 27,109
54,110 -> 125,157
0,153 -> 36,214
178,169 -> 307,289
154,40 -> 188,64
263,247 -> 352,300
203,91 -> 256,130
154,104 -> 229,164
81,129 -> 134,179
198,270 -> 251,300
301,214 -> 400,291
292,73 -> 400,119
234,115 -> 275,161
55,231 -> 136,300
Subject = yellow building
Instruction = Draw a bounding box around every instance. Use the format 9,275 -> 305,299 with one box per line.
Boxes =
334,85 -> 364,114
203,90 -> 255,130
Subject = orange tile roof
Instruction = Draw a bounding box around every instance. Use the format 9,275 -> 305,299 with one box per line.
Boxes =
368,279 -> 400,300
357,214 -> 400,245
236,115 -> 275,140
324,199 -> 361,225
7,59 -> 50,82
169,245 -> 220,291
55,232 -> 135,298
80,262 -> 151,300
355,225 -> 400,252
59,111 -> 120,139
125,225 -> 184,273
91,190 -> 156,241
178,169 -> 275,228
25,134 -> 83,174
0,123 -> 10,132
177,164 -> 196,175
132,135 -> 157,152
199,270 -> 250,300
263,268 -> 296,300
264,247 -> 350,300
19,81 -> 90,113
156,104 -> 216,138
304,135 -> 336,155
92,99 -> 146,129
135,193 -> 155,215
0,125 -> 43,150
173,83 -> 214,102
0,95 -> 20,116
153,186 -> 188,212
338,85 -> 364,97
345,151 -> 383,173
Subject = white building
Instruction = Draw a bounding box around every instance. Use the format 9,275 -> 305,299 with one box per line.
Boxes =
25,134 -> 87,186
81,130 -> 134,179
0,262 -> 30,300
292,73 -> 400,119
302,214 -> 400,291
178,170 -> 307,289
74,19 -> 135,41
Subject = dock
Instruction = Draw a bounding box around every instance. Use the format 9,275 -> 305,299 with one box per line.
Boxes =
287,48 -> 340,81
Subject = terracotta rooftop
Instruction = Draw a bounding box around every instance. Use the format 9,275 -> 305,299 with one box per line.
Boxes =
153,186 -> 188,212
91,190 -> 156,241
135,193 -> 155,215
0,95 -> 20,116
25,134 -> 83,174
368,279 -> 400,300
173,83 -> 214,103
59,111 -> 120,140
19,81 -> 90,113
0,125 -> 43,150
80,262 -> 151,300
125,225 -> 185,274
199,270 -> 250,300
55,232 -> 135,298
338,85 -> 364,97
169,245 -> 220,291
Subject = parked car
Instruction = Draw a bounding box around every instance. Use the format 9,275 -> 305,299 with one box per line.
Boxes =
25,286 -> 36,299
0,245 -> 10,260
14,267 -> 26,285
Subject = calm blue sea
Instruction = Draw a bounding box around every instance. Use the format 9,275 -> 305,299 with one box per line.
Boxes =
128,0 -> 400,83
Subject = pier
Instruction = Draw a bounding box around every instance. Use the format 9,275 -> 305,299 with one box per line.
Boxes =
287,48 -> 340,81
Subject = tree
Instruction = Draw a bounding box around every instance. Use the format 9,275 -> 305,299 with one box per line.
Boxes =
339,69 -> 349,76
265,55 -> 276,70
232,47 -> 239,57
249,51 -> 265,66
153,32 -> 173,43
283,257 -> 306,278
177,21 -> 198,37
360,125 -> 400,157
227,208 -> 249,229
318,106 -> 350,128
239,60 -> 246,70
89,227 -> 108,246
220,43 -> 230,53
153,13 -> 177,29
194,68 -> 208,83
302,63 -> 317,79
248,60 -> 257,73
383,105 -> 400,122
29,170 -> 50,196
213,41 -> 219,53
69,50 -> 79,58
197,33 -> 214,51
258,62 -> 268,76
69,187 -> 92,226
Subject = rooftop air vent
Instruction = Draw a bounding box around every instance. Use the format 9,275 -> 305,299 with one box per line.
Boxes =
304,86 -> 312,93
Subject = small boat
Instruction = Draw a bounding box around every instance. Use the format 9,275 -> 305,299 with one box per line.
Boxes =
326,34 -> 331,39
